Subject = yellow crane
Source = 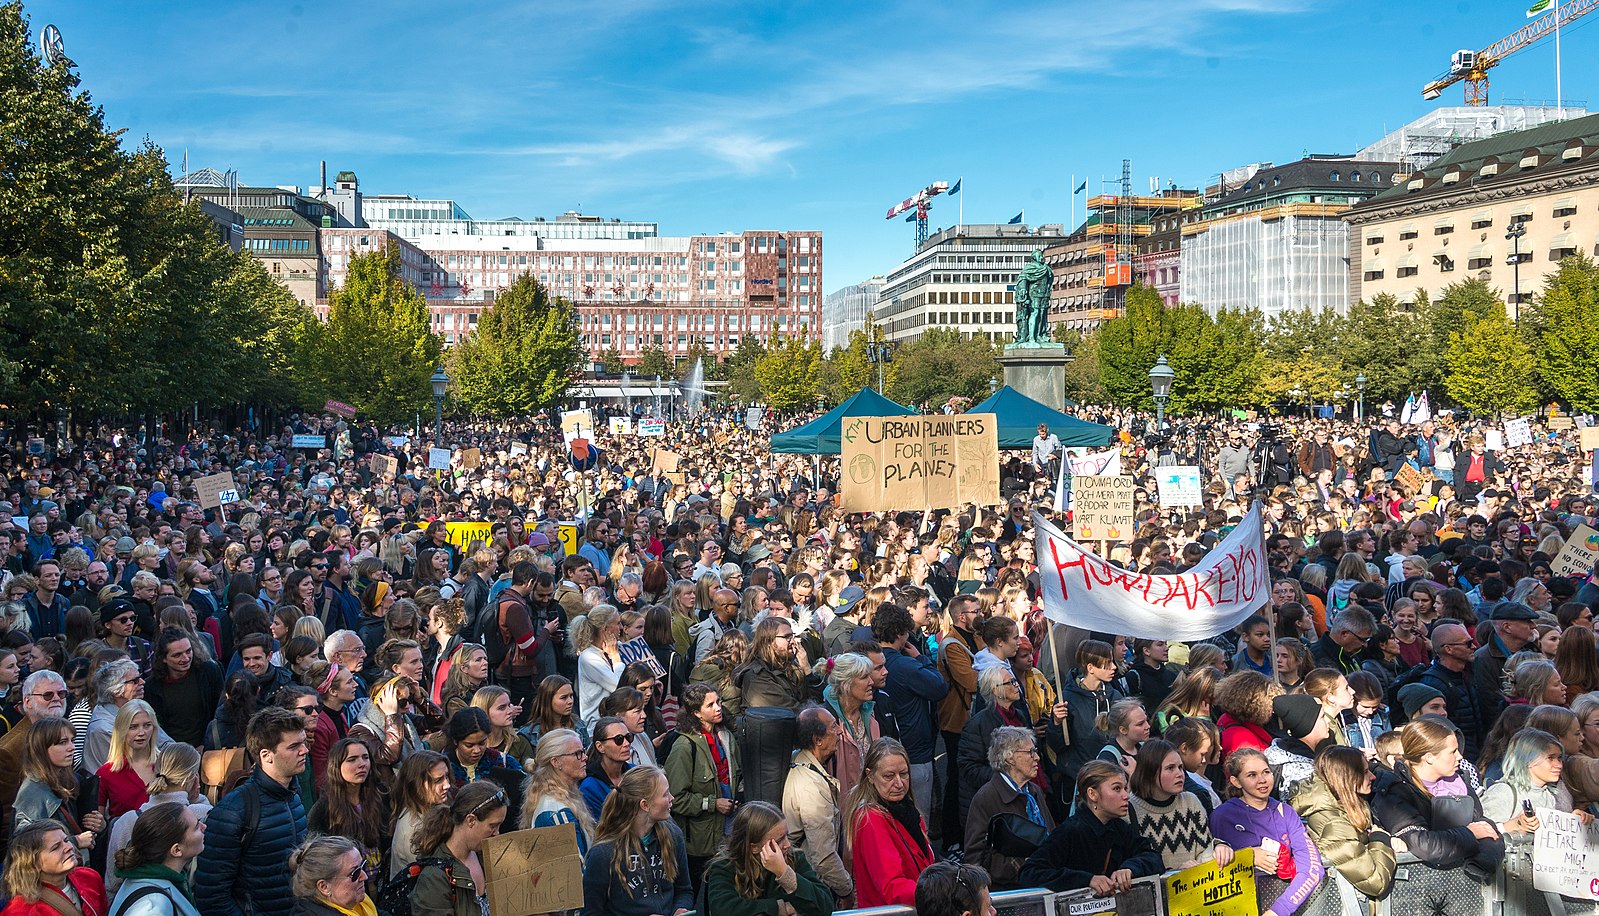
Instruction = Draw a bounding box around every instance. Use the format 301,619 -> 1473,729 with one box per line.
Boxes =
1422,0 -> 1597,105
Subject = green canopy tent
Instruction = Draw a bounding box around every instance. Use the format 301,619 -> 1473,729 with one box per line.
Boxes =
769,387 -> 917,454
966,385 -> 1117,449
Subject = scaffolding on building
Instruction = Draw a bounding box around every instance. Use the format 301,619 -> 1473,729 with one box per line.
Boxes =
1178,205 -> 1351,319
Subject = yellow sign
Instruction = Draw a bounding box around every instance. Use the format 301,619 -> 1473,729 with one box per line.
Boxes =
444,521 -> 495,555
839,414 -> 999,512
1162,847 -> 1256,916
557,522 -> 580,557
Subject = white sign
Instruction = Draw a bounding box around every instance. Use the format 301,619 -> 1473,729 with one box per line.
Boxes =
1504,417 -> 1533,448
638,419 -> 666,437
1485,429 -> 1505,452
1533,806 -> 1599,901
1035,504 -> 1270,641
427,447 -> 453,471
216,489 -> 240,505
607,417 -> 632,436
745,407 -> 765,431
1156,466 -> 1203,507
560,410 -> 593,445
1068,448 -> 1122,477
290,434 -> 325,449
508,442 -> 528,457
383,435 -> 410,448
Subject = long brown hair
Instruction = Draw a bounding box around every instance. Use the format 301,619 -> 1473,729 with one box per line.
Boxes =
321,737 -> 387,850
20,717 -> 77,800
593,765 -> 679,893
710,801 -> 793,899
394,750 -> 449,819
1313,746 -> 1372,833
412,780 -> 508,860
743,617 -> 801,680
1556,623 -> 1599,696
529,675 -> 577,737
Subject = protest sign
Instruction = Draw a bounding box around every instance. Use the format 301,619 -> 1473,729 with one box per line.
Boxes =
1485,428 -> 1506,452
290,434 -> 325,450
459,447 -> 482,469
427,447 -> 452,471
1394,462 -> 1430,494
1533,806 -> 1599,900
382,435 -> 409,448
745,407 -> 765,431
557,522 -> 580,556
369,454 -> 398,478
1552,524 -> 1599,578
839,414 -> 999,513
1068,448 -> 1121,477
322,399 -> 356,419
607,416 -> 632,436
482,824 -> 585,916
508,442 -> 528,457
1036,505 -> 1270,640
651,448 -> 682,474
1162,847 -> 1256,916
560,410 -> 592,445
193,472 -> 239,510
1071,475 -> 1135,541
618,636 -> 666,678
1582,427 -> 1599,451
1155,466 -> 1203,507
1505,417 -> 1533,448
638,419 -> 666,437
444,522 -> 495,555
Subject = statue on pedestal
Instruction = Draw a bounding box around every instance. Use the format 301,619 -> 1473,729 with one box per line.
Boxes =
1010,248 -> 1054,347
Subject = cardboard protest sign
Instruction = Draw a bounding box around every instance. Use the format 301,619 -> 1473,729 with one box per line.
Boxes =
459,447 -> 482,469
193,472 -> 239,510
618,636 -> 666,678
427,447 -> 452,471
1582,426 -> 1599,451
1155,466 -> 1203,507
1505,417 -> 1534,448
1163,846 -> 1256,916
1533,806 -> 1599,900
1394,462 -> 1430,493
482,824 -> 585,916
651,448 -> 682,474
839,414 -> 999,512
369,454 -> 399,478
1071,475 -> 1135,541
560,410 -> 592,445
1552,524 -> 1599,578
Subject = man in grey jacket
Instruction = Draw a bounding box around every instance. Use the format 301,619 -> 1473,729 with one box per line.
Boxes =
1216,429 -> 1254,483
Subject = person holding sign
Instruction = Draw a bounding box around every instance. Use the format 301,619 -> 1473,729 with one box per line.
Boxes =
1479,728 -> 1574,884
1017,760 -> 1162,895
1209,747 -> 1325,916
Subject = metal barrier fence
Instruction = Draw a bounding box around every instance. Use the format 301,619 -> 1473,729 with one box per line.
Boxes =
833,856 -> 1599,915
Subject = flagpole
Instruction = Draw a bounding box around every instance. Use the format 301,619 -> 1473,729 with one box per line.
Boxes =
959,175 -> 964,231
1556,0 -> 1564,119
1070,173 -> 1075,232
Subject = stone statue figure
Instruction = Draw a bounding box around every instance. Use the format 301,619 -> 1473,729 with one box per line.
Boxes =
1011,248 -> 1054,347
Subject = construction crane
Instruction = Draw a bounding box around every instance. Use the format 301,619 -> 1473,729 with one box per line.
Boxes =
1422,0 -> 1598,105
886,180 -> 949,253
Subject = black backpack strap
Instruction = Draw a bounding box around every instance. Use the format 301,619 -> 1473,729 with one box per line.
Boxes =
113,884 -> 168,916
237,779 -> 262,854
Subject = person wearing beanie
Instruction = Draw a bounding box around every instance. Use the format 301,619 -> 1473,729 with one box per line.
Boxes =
98,598 -> 153,677
1397,683 -> 1447,721
1264,694 -> 1330,801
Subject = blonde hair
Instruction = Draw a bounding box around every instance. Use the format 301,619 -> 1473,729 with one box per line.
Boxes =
147,741 -> 202,795
594,766 -> 678,893
4,822 -> 72,902
520,728 -> 595,842
107,699 -> 158,773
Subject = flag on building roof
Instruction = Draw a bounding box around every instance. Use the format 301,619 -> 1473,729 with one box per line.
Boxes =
1008,212 -> 1023,224
1074,179 -> 1088,194
1528,0 -> 1553,17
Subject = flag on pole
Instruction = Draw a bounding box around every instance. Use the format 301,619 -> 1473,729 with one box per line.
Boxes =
1528,0 -> 1553,16
1074,179 -> 1088,194
1008,212 -> 1024,224
905,213 -> 915,222
949,179 -> 962,195
1414,391 -> 1432,424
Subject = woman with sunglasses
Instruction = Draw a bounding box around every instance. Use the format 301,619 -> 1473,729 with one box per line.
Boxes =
520,728 -> 595,855
408,781 -> 508,916
286,835 -> 376,916
580,715 -> 636,821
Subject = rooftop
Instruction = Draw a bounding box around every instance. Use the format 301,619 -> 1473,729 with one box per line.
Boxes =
1367,110 -> 1599,203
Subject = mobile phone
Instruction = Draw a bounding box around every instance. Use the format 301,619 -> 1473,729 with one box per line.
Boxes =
1522,799 -> 1535,818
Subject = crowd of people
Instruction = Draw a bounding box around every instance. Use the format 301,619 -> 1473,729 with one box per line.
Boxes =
0,399 -> 1594,916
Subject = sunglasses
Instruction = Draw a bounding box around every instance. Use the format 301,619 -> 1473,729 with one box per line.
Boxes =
346,864 -> 368,883
597,733 -> 631,747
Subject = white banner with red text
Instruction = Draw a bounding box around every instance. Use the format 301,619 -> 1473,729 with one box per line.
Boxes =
1032,504 -> 1270,640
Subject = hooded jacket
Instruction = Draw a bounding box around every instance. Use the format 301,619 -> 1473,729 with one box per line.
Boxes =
1059,675 -> 1122,781
1290,776 -> 1396,900
1368,759 -> 1503,879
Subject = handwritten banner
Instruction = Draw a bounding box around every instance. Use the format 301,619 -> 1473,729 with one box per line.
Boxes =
369,454 -> 398,478
1072,475 -> 1135,541
1504,417 -> 1534,448
1069,448 -> 1122,477
1552,524 -> 1599,578
618,636 -> 666,679
1163,848 -> 1257,916
482,824 -> 585,916
1533,806 -> 1599,900
840,414 -> 999,513
323,399 -> 357,419
1036,504 -> 1269,640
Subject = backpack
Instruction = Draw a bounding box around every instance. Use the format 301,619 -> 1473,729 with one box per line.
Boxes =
1384,662 -> 1432,726
481,594 -> 513,669
113,884 -> 172,916
375,856 -> 456,916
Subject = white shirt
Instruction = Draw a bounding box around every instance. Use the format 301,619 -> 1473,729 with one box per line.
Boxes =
1032,433 -> 1061,468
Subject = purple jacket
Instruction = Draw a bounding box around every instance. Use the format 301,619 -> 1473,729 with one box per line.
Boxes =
1210,797 -> 1324,916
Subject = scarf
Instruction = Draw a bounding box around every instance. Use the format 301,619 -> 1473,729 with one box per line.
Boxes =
327,897 -> 378,916
883,796 -> 930,856
114,864 -> 195,905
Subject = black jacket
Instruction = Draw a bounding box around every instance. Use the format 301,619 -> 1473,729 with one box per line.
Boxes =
1018,806 -> 1163,892
1059,676 -> 1123,781
956,703 -> 1064,820
1368,760 -> 1503,879
1417,661 -> 1483,761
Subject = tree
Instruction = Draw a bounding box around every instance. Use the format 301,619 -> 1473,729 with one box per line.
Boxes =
1444,304 -> 1538,415
1258,352 -> 1345,406
447,274 -> 582,417
1095,287 -> 1233,410
316,242 -> 443,424
753,336 -> 821,410
598,348 -> 624,374
1527,254 -> 1599,410
1336,294 -> 1433,401
820,326 -> 882,404
636,345 -> 669,378
887,327 -> 999,408
1052,326 -> 1105,404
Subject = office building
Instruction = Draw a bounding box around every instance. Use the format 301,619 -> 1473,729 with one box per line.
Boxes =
873,223 -> 1066,345
1044,189 -> 1197,327
821,277 -> 885,350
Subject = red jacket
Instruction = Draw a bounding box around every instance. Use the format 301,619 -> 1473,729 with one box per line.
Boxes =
1218,712 -> 1271,758
851,805 -> 934,908
0,868 -> 108,916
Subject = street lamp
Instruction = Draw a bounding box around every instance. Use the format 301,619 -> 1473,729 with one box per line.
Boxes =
1506,220 -> 1527,324
988,376 -> 998,396
1148,355 -> 1174,430
867,342 -> 893,393
1355,373 -> 1367,423
430,367 -> 449,447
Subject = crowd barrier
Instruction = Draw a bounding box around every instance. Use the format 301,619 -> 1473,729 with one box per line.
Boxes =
832,855 -> 1599,916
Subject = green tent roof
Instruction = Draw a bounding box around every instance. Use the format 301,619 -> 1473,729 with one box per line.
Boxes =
769,388 -> 917,454
966,386 -> 1117,448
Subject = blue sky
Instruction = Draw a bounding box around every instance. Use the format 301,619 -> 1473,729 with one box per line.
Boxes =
33,0 -> 1599,293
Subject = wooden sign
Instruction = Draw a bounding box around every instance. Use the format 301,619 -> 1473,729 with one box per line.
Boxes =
1072,475 -> 1135,541
370,454 -> 398,478
839,414 -> 999,513
481,824 -> 585,916
193,472 -> 239,510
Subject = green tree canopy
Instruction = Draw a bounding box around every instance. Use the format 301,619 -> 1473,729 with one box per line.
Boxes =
317,243 -> 443,424
888,327 -> 999,407
447,274 -> 582,417
1444,303 -> 1538,415
753,336 -> 821,410
1527,254 -> 1599,410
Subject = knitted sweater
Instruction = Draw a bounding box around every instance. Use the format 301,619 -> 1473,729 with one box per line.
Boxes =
1128,791 -> 1213,870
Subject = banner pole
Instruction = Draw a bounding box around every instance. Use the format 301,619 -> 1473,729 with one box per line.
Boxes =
1256,500 -> 1281,686
1046,623 -> 1068,747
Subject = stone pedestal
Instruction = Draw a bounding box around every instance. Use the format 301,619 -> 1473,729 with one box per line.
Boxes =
999,343 -> 1070,411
